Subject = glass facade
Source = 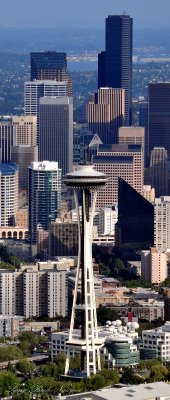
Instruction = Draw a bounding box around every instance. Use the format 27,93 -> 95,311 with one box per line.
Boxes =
116,178 -> 154,248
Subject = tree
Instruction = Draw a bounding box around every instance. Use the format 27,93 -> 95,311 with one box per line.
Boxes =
0,371 -> 19,397
150,364 -> 168,381
13,391 -> 31,400
89,374 -> 106,390
16,359 -> 36,375
99,262 -> 110,277
41,362 -> 59,378
70,354 -> 81,369
121,367 -> 144,385
26,377 -> 61,395
113,258 -> 125,271
19,341 -> 32,357
97,305 -> 119,325
100,368 -> 120,384
0,345 -> 23,362
9,255 -> 21,268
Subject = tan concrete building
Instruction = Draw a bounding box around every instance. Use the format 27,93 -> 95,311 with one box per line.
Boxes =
141,247 -> 167,284
15,208 -> 28,228
12,116 -> 37,146
88,87 -> 125,143
0,227 -> 28,240
118,127 -> 145,147
95,288 -> 130,308
94,144 -> 144,206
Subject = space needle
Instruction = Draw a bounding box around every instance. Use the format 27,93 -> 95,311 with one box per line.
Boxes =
64,164 -> 107,377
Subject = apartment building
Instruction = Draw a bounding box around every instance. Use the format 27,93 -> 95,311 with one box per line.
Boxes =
0,268 -> 68,319
154,196 -> 170,252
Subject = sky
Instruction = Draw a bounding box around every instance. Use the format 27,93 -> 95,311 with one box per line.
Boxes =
0,0 -> 170,30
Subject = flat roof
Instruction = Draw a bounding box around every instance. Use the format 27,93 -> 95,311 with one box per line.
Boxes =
59,382 -> 170,400
93,382 -> 170,400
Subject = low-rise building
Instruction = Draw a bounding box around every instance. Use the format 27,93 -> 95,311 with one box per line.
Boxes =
0,315 -> 23,339
56,383 -> 170,400
140,322 -> 170,361
51,321 -> 139,367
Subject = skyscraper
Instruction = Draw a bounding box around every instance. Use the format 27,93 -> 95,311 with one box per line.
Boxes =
94,144 -> 144,206
0,163 -> 18,226
154,196 -> 170,252
98,14 -> 133,126
115,178 -> 154,248
39,96 -> 73,175
149,147 -> 168,197
118,127 -> 145,147
141,248 -> 167,284
30,51 -> 72,96
12,116 -> 37,146
0,122 -> 13,163
148,83 -> 170,157
28,161 -> 61,244
88,87 -> 125,143
24,80 -> 67,142
139,101 -> 148,163
11,145 -> 38,192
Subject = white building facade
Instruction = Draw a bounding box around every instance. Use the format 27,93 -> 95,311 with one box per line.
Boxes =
154,196 -> 170,252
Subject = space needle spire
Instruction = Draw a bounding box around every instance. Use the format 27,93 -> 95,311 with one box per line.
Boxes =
64,164 -> 107,377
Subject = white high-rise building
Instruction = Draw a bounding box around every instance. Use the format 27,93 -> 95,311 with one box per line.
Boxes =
0,271 -> 15,315
24,80 -> 67,142
0,163 -> 18,226
98,207 -> 118,235
154,197 -> 170,252
0,268 -> 68,319
47,270 -> 68,318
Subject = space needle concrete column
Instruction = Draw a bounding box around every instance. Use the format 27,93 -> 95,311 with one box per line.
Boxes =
64,164 -> 107,377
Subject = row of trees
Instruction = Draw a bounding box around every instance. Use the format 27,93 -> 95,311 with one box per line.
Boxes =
2,355 -> 170,399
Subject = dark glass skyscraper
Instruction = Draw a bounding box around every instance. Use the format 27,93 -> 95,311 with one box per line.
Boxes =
98,15 -> 133,126
148,83 -> 170,157
115,178 -> 154,248
30,51 -> 72,96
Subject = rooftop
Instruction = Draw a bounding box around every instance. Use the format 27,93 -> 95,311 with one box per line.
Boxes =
98,144 -> 142,153
0,163 -> 18,175
31,51 -> 67,69
93,382 -> 170,400
29,161 -> 61,171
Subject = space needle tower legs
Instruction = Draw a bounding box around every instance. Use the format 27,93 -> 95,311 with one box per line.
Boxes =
64,164 -> 107,377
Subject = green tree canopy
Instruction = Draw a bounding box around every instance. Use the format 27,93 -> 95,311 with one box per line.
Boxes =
0,345 -> 23,362
0,370 -> 19,397
16,359 -> 36,374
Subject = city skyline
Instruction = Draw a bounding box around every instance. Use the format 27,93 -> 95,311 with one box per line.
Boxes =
0,0 -> 170,30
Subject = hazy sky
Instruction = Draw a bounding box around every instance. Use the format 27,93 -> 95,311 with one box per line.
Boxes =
1,0 -> 170,29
